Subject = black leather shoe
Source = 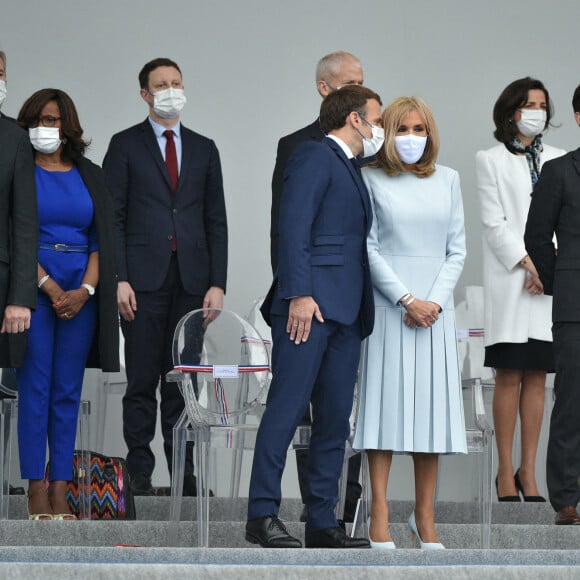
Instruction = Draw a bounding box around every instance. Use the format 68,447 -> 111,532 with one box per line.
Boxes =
305,526 -> 370,549
245,516 -> 302,548
300,505 -> 308,522
183,474 -> 197,497
131,473 -> 155,496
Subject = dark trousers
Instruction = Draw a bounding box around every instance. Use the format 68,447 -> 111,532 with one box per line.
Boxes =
296,443 -> 361,521
248,315 -> 362,532
547,322 -> 580,511
122,255 -> 203,478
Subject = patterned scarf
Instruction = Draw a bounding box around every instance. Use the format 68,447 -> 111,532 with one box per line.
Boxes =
506,135 -> 543,187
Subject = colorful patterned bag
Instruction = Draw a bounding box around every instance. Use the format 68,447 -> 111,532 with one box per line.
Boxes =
46,451 -> 136,519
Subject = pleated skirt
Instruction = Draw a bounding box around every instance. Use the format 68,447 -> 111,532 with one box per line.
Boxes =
353,306 -> 467,454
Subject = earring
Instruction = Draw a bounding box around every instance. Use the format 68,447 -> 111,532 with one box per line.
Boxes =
62,137 -> 68,144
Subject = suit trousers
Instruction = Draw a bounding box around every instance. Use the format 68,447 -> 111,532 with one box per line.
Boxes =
295,414 -> 362,520
248,314 -> 362,532
121,254 -> 203,478
547,322 -> 580,511
16,293 -> 96,480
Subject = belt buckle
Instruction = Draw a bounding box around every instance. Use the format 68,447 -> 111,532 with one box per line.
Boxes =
54,243 -> 67,252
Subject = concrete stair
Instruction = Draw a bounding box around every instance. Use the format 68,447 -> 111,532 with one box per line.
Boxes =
1,497 -> 579,578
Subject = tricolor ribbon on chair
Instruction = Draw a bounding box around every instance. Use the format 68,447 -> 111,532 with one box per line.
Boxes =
456,328 -> 485,341
173,364 -> 270,426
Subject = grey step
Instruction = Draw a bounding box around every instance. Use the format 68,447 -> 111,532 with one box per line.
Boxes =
0,521 -> 578,549
4,496 -> 558,524
0,545 -> 579,565
0,562 -> 577,580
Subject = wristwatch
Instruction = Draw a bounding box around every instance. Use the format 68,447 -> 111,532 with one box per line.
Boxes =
81,283 -> 95,296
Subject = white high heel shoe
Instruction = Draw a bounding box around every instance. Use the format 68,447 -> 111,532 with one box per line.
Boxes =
408,511 -> 445,550
368,518 -> 396,549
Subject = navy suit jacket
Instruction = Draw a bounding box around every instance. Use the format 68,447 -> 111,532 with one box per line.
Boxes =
103,119 -> 228,295
262,137 -> 374,338
270,119 -> 324,272
525,147 -> 580,322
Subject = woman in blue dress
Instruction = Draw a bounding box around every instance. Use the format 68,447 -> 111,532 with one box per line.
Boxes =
353,97 -> 466,549
16,89 -> 118,520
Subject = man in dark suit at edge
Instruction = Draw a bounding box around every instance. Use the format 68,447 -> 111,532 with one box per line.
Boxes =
0,51 -> 14,122
0,52 -> 34,498
246,85 -> 382,549
104,58 -> 228,496
270,51 -> 365,524
525,84 -> 580,526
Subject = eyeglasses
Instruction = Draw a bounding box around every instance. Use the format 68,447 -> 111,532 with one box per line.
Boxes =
37,116 -> 62,127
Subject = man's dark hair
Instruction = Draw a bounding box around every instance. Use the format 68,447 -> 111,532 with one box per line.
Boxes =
492,77 -> 553,143
320,85 -> 382,133
138,58 -> 182,89
573,84 -> 580,114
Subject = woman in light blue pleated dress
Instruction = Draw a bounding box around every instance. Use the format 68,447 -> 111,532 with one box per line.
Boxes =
353,97 -> 467,549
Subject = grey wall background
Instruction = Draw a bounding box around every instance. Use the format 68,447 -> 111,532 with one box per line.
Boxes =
2,0 -> 579,316
1,0 -> 578,494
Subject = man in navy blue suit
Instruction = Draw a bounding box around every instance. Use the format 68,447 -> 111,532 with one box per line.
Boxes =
270,52 -> 365,523
104,58 -> 227,496
246,85 -> 382,548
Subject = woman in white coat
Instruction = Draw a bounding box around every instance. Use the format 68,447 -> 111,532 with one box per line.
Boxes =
354,97 -> 466,549
476,77 -> 565,502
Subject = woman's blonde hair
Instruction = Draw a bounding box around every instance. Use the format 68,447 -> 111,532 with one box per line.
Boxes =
376,96 -> 439,178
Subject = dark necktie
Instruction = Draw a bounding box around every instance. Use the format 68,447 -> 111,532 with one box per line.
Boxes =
164,129 -> 179,192
164,130 -> 178,251
351,157 -> 362,177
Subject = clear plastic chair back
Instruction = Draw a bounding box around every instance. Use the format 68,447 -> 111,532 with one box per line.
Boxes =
172,308 -> 270,427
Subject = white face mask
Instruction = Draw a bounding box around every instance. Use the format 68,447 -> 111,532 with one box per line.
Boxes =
395,134 -> 428,164
0,80 -> 6,108
516,109 -> 546,139
358,116 -> 385,158
151,87 -> 187,119
29,127 -> 62,154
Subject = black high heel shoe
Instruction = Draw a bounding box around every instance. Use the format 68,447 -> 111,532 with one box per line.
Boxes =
495,476 -> 521,502
514,469 -> 546,502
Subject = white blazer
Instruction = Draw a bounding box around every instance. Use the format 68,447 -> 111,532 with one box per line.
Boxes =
476,143 -> 565,346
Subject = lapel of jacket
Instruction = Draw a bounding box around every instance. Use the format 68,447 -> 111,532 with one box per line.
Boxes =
75,157 -> 102,229
324,137 -> 371,222
75,157 -> 95,200
178,125 -> 193,193
139,119 -> 174,192
572,147 -> 580,179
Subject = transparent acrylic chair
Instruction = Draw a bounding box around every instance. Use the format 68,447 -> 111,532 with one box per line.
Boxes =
240,298 -> 355,525
166,308 -> 271,547
351,289 -> 495,549
454,285 -> 495,549
0,368 -> 91,519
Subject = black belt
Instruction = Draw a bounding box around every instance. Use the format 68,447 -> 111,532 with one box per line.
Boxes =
39,243 -> 89,253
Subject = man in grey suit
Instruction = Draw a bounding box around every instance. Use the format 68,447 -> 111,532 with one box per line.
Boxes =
525,84 -> 580,525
